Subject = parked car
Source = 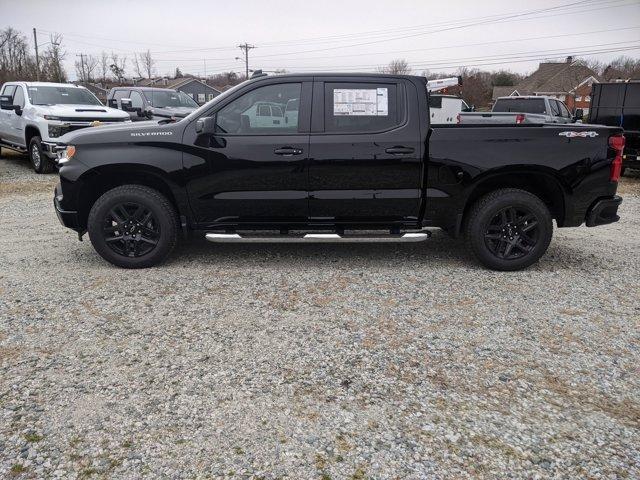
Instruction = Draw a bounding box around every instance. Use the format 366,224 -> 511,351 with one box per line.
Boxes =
588,81 -> 639,175
106,87 -> 199,122
0,82 -> 130,173
429,94 -> 473,124
458,96 -> 578,124
53,73 -> 623,271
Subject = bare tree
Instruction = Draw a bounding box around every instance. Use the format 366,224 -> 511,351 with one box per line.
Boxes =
75,54 -> 98,82
110,52 -> 127,82
378,59 -> 411,75
40,33 -> 66,82
0,27 -> 37,83
132,52 -> 144,78
140,50 -> 156,78
99,51 -> 109,82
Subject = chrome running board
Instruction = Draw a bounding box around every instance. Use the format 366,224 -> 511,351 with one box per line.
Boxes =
205,232 -> 430,244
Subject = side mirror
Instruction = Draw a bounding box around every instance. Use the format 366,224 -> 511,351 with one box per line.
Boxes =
107,98 -> 118,108
195,116 -> 216,134
0,95 -> 13,110
144,107 -> 154,119
573,108 -> 584,122
120,98 -> 136,112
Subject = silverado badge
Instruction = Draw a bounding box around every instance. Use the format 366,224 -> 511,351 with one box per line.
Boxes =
558,131 -> 598,138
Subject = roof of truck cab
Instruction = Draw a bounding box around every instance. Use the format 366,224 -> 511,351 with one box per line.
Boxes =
20,82 -> 84,88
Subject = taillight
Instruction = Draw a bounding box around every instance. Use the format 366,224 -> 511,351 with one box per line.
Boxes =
515,114 -> 525,124
609,134 -> 625,182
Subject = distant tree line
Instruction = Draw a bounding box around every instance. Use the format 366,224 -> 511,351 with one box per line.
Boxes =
0,27 -> 66,84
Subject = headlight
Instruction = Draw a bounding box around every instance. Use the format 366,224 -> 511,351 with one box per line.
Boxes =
48,124 -> 68,138
56,145 -> 76,164
39,114 -> 61,120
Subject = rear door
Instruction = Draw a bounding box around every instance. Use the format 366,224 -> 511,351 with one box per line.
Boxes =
308,77 -> 422,224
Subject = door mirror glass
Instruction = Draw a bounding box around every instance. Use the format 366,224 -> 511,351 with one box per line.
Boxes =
0,95 -> 13,110
120,98 -> 135,112
195,116 -> 216,134
107,98 -> 118,108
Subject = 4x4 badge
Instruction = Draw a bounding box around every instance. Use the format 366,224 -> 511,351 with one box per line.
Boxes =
559,131 -> 598,138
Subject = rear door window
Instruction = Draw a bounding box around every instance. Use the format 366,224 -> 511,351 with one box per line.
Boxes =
324,82 -> 400,133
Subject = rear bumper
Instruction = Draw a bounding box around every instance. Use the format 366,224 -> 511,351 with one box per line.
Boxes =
585,195 -> 622,227
54,183 -> 80,231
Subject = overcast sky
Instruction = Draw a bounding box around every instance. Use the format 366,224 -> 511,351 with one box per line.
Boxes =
5,0 -> 640,80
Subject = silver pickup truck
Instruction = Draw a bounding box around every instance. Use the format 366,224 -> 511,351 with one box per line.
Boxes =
458,96 -> 580,124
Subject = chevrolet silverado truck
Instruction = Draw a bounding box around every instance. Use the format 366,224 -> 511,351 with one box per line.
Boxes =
106,86 -> 199,122
0,82 -> 130,173
53,73 -> 625,270
458,95 -> 578,125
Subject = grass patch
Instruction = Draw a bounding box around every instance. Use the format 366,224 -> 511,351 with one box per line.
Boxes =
24,433 -> 43,442
10,463 -> 27,475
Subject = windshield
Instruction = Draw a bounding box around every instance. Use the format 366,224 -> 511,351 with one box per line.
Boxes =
144,90 -> 199,108
493,98 -> 546,114
27,86 -> 102,106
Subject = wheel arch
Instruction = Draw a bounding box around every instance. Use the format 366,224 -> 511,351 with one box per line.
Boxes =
75,164 -> 189,230
25,124 -> 41,147
460,168 -> 567,233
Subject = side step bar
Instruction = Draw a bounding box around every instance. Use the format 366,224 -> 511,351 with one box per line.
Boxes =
205,232 -> 430,243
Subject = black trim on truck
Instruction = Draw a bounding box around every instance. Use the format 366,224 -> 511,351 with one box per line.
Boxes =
585,196 -> 623,227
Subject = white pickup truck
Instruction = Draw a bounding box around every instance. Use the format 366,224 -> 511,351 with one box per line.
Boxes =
458,95 -> 580,125
0,82 -> 130,173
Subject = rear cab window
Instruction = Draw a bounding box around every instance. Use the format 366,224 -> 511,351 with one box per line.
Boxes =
493,98 -> 547,114
323,82 -> 401,133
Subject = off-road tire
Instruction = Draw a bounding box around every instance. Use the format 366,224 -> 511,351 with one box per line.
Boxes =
465,188 -> 553,271
88,185 -> 179,268
29,136 -> 55,173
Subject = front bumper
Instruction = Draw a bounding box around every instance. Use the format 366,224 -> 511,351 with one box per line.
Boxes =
54,183 -> 80,231
41,141 -> 60,159
585,195 -> 622,227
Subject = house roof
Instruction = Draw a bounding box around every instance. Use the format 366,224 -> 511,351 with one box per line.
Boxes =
515,59 -> 600,94
165,77 -> 221,93
492,86 -> 519,100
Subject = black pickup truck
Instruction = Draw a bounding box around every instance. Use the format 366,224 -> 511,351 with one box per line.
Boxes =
53,73 -> 624,270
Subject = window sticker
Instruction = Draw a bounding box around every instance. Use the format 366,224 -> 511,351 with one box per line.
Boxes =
333,88 -> 388,116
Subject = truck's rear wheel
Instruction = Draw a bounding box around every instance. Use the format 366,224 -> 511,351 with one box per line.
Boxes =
29,136 -> 55,174
465,188 -> 553,271
87,185 -> 178,268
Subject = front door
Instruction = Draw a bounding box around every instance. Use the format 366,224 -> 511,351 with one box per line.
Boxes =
183,81 -> 311,226
308,79 -> 423,224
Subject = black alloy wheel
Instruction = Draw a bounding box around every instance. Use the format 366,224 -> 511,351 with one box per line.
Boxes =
102,202 -> 161,258
87,185 -> 178,268
483,206 -> 540,260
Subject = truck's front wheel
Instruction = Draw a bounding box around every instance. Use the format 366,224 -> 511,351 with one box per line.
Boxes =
465,189 -> 553,271
29,136 -> 55,174
87,185 -> 178,268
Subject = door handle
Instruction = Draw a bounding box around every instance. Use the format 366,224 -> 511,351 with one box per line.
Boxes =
385,146 -> 415,155
274,147 -> 303,156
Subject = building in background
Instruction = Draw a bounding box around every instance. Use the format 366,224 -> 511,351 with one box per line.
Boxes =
133,77 -> 221,105
490,57 -> 600,112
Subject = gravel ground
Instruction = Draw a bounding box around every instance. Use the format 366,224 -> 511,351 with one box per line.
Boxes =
1,151 -> 639,479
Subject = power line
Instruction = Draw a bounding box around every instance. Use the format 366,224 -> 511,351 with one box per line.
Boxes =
144,25 -> 639,64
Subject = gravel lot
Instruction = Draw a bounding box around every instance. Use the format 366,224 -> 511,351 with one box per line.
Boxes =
1,151 -> 639,479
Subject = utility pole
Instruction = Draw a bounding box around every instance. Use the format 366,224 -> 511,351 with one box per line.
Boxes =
33,28 -> 40,81
237,43 -> 255,79
76,53 -> 86,82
